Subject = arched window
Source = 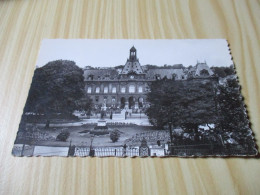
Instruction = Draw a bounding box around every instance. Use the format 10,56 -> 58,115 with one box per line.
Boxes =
112,97 -> 116,103
138,86 -> 143,93
121,87 -> 126,93
96,87 -> 100,93
104,86 -> 108,93
87,87 -> 92,93
129,85 -> 135,93
103,96 -> 107,103
200,69 -> 209,76
112,87 -> 116,93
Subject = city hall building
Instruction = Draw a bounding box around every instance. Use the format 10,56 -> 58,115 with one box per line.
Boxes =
84,46 -> 213,111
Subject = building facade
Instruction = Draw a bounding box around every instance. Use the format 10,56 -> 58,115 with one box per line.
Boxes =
84,46 -> 214,111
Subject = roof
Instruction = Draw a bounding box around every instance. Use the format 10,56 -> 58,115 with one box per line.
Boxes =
195,63 -> 213,76
84,69 -> 119,80
130,46 -> 136,51
121,61 -> 144,74
146,68 -> 185,79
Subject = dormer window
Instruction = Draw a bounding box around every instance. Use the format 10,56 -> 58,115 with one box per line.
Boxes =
88,75 -> 94,80
155,74 -> 161,80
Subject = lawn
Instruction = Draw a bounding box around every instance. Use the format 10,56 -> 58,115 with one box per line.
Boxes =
30,124 -> 157,147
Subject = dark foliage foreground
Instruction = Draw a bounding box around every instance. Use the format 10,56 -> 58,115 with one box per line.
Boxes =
145,77 -> 256,153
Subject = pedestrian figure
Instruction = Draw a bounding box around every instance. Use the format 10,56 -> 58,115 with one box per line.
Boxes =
101,110 -> 104,119
110,111 -> 113,119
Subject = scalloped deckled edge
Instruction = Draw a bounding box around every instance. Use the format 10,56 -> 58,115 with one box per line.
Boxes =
12,39 -> 258,158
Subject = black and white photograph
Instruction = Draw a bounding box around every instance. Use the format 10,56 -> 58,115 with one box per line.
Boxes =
12,39 -> 258,157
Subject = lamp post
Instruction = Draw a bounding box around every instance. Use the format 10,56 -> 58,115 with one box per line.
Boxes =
168,122 -> 173,155
123,144 -> 127,157
89,135 -> 95,157
168,122 -> 173,143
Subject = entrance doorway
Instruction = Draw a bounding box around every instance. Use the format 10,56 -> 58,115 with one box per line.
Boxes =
129,97 -> 135,109
120,97 -> 126,109
138,97 -> 144,108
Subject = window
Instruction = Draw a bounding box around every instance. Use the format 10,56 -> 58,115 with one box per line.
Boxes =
200,69 -> 209,76
103,96 -> 107,103
88,75 -> 94,80
129,85 -> 135,93
95,96 -> 99,102
112,97 -> 116,103
121,87 -> 126,93
155,74 -> 161,80
104,86 -> 108,93
138,86 -> 143,93
87,87 -> 92,93
112,87 -> 116,93
96,87 -> 100,93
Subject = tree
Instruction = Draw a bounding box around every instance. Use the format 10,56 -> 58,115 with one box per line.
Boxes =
23,60 -> 85,128
211,66 -> 235,78
76,97 -> 93,116
217,79 -> 247,131
110,129 -> 120,142
145,79 -> 218,134
216,78 -> 255,152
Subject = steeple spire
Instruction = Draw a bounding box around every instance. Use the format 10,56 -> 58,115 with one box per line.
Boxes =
129,46 -> 137,61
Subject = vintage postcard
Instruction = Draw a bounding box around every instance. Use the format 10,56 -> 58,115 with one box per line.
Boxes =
12,39 -> 258,157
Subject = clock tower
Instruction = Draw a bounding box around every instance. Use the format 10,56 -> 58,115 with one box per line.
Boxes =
121,46 -> 144,75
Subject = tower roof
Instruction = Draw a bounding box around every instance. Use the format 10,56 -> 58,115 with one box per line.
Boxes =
130,46 -> 136,52
121,46 -> 143,74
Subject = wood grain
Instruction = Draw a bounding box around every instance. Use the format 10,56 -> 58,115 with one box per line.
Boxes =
0,0 -> 260,194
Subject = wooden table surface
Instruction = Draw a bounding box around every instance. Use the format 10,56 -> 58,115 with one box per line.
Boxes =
0,0 -> 259,194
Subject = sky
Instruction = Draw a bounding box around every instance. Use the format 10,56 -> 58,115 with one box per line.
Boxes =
36,39 -> 233,68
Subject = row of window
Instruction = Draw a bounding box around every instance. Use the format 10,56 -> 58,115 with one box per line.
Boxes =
94,96 -> 116,103
87,85 -> 143,94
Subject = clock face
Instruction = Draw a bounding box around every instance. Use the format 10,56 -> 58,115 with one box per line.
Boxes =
130,75 -> 134,79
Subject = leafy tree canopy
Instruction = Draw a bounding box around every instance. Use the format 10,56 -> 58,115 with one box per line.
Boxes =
216,78 -> 249,132
211,66 -> 235,78
145,79 -> 218,131
24,60 -> 85,116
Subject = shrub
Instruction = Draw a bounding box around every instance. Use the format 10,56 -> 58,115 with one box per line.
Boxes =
56,131 -> 70,141
110,129 -> 120,143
